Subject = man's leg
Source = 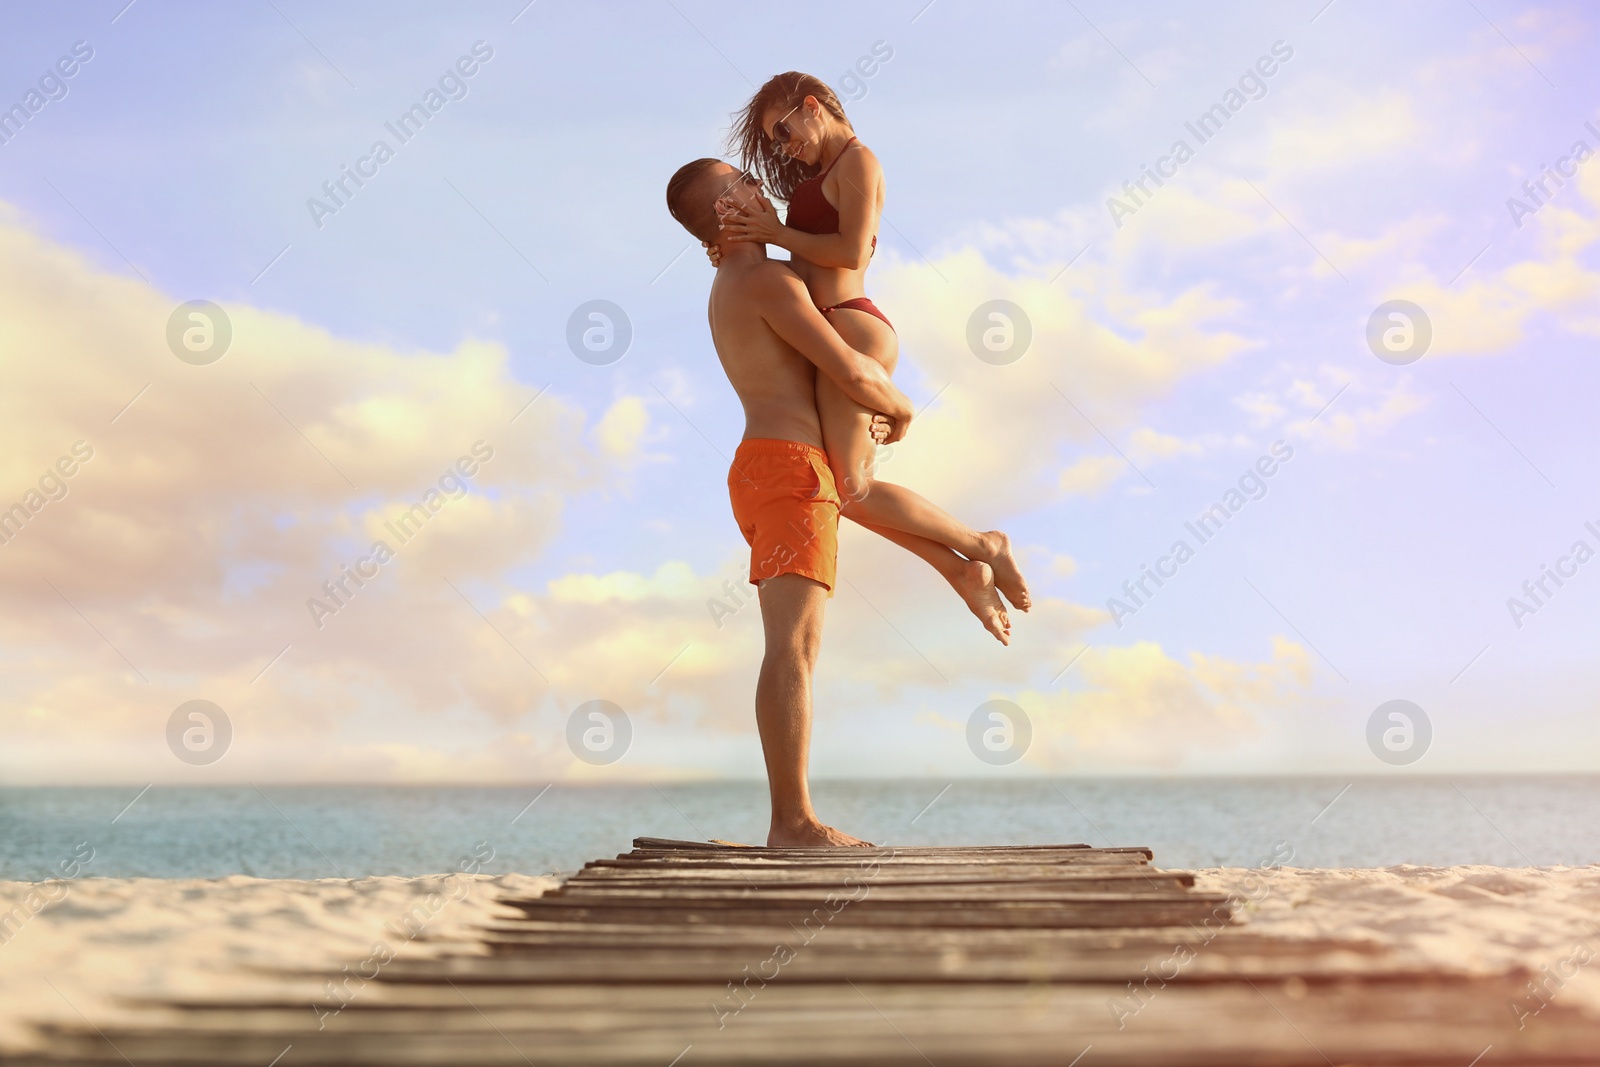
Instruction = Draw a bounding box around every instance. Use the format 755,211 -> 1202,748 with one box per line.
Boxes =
755,572 -> 871,847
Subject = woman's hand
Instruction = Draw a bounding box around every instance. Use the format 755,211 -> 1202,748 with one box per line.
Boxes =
701,240 -> 722,267
721,196 -> 785,245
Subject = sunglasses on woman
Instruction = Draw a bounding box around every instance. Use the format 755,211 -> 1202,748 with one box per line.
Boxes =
769,103 -> 804,154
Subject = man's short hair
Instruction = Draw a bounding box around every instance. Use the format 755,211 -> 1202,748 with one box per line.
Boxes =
666,158 -> 725,243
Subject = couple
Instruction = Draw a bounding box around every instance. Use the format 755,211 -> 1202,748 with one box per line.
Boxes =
665,72 -> 1029,847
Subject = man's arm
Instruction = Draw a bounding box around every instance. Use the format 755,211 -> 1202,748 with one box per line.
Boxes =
754,268 -> 913,426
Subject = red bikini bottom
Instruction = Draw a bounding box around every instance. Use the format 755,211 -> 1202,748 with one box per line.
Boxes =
820,297 -> 894,333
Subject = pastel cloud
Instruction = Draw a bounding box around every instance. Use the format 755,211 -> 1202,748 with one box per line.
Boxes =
1390,167 -> 1600,358
0,205 -> 634,782
1015,636 -> 1313,770
592,396 -> 652,459
866,241 -> 1251,519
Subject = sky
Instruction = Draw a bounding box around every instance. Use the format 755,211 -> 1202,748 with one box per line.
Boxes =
1,0 -> 1598,784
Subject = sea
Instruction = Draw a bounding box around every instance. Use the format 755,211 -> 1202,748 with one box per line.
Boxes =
3,777 -> 1598,881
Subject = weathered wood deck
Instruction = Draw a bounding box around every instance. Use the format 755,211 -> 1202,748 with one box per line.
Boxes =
16,838 -> 1600,1065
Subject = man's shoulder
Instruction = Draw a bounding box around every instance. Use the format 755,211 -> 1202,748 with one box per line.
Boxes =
745,258 -> 802,286
718,259 -> 804,303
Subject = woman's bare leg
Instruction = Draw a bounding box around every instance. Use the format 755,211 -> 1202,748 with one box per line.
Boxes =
820,307 -> 1032,613
855,519 -> 1010,644
821,377 -> 1010,643
815,309 -> 1022,639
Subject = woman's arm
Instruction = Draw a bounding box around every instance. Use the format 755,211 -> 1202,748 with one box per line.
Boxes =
725,149 -> 881,270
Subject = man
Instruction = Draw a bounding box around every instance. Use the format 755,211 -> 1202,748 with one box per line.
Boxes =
666,158 -> 914,847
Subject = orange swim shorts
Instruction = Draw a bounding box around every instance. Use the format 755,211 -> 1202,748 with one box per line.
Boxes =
727,438 -> 841,593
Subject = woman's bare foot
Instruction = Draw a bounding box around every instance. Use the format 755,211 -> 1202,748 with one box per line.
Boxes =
951,559 -> 1011,645
768,821 -> 874,847
977,530 -> 1031,612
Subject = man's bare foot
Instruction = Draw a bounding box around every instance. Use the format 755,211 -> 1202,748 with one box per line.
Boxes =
977,530 -> 1031,613
768,821 -> 874,847
952,559 -> 1011,645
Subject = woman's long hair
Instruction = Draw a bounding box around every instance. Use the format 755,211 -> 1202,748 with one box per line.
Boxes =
728,72 -> 853,203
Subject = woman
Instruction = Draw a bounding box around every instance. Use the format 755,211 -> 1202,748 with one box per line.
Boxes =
714,72 -> 1029,645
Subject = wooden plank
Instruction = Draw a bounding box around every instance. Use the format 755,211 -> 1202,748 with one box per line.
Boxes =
558,875 -> 1198,894
22,977 -> 1600,1066
152,938 -> 1422,1008
569,866 -> 1191,885
504,896 -> 1232,929
364,946 -> 1447,986
462,923 -> 1309,954
547,882 -> 1202,902
630,838 -> 1132,857
590,853 -> 1152,870
518,889 -> 1230,907
628,839 -> 1151,858
462,925 -> 1359,955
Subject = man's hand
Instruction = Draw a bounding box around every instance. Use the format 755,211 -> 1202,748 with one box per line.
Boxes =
874,411 -> 909,445
754,269 -> 915,427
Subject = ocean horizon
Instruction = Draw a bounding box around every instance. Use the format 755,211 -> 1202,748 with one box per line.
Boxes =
5,776 -> 1596,881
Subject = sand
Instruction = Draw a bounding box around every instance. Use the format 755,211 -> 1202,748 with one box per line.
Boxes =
1197,864 -> 1600,1024
0,871 -> 559,1053
3,865 -> 1599,1053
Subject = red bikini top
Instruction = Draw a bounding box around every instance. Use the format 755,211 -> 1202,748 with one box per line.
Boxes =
785,137 -> 876,255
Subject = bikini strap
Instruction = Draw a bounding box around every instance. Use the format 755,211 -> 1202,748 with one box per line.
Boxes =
816,136 -> 859,180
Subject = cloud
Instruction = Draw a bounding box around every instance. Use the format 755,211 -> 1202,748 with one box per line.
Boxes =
1013,635 -> 1313,770
1043,556 -> 1081,579
1234,391 -> 1287,428
1055,426 -> 1213,497
1288,376 -> 1427,450
1128,426 -> 1205,461
1058,454 -> 1127,496
1387,165 -> 1600,356
507,556 -> 763,735
867,241 -> 1252,519
1263,91 -> 1422,176
592,395 -> 651,458
0,205 -> 629,782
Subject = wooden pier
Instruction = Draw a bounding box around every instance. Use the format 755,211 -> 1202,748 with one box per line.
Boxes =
17,838 -> 1600,1065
